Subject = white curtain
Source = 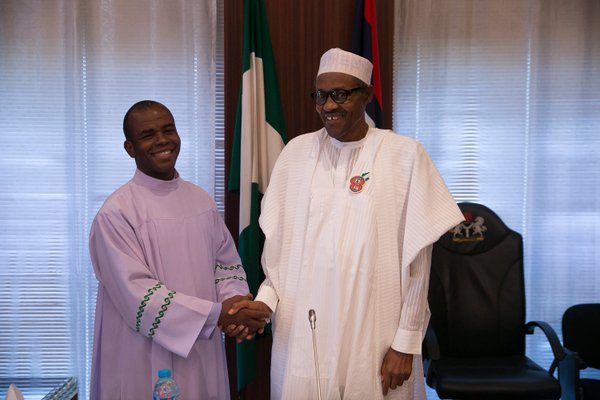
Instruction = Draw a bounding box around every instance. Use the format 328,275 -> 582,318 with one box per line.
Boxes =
393,0 -> 600,397
0,1 -> 222,399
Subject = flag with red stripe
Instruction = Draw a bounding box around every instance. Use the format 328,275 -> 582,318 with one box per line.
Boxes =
352,0 -> 384,128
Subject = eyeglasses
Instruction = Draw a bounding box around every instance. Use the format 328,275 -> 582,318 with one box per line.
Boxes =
310,87 -> 365,105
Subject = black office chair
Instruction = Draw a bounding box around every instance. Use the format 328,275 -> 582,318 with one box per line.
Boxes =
424,202 -> 565,399
559,303 -> 600,400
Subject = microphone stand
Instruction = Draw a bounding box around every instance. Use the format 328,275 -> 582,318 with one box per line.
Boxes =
308,309 -> 323,400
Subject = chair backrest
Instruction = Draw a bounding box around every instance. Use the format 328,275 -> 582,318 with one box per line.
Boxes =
562,303 -> 600,369
429,202 -> 526,358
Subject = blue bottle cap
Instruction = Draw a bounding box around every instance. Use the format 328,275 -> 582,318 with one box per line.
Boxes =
158,368 -> 172,379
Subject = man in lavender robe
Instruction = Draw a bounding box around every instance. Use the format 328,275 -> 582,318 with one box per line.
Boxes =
89,100 -> 268,399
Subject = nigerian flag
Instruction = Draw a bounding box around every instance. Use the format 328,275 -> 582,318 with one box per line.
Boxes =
228,0 -> 287,390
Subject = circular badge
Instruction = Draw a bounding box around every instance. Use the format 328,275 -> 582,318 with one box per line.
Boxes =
349,176 -> 366,193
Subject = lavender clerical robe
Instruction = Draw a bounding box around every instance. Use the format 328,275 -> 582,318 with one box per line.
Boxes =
89,169 -> 248,399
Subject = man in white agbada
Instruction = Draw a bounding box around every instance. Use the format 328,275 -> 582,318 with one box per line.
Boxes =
229,48 -> 464,399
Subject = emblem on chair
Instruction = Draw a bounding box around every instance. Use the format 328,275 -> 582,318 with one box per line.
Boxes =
451,211 -> 487,242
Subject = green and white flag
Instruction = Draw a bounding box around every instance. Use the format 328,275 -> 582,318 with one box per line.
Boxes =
228,0 -> 287,390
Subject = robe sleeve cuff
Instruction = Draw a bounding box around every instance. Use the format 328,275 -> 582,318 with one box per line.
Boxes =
149,293 -> 214,358
197,302 -> 221,340
255,284 -> 278,314
391,327 -> 424,355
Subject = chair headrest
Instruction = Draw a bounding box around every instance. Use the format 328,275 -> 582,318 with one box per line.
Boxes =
435,202 -> 515,255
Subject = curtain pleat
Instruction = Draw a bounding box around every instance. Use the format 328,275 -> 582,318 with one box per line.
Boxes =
393,1 -> 600,397
0,1 -> 222,398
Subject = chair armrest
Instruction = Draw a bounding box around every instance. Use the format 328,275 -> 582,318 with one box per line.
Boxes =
525,320 -> 566,363
423,324 -> 440,361
558,349 -> 582,400
564,348 -> 588,370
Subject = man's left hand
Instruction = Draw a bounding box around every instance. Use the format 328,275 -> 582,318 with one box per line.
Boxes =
380,347 -> 413,396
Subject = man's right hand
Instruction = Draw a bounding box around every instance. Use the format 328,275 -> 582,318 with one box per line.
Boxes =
218,295 -> 271,340
224,299 -> 273,342
228,298 -> 272,317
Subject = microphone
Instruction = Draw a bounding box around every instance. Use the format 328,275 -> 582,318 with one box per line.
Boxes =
309,309 -> 316,329
308,309 -> 323,400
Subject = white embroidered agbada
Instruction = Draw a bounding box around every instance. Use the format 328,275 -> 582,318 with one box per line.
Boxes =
256,128 -> 463,399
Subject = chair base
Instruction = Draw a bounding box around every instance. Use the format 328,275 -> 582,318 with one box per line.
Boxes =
427,355 -> 561,400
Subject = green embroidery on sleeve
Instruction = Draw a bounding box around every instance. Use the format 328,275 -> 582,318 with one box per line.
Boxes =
215,264 -> 243,271
135,282 -> 162,332
214,264 -> 247,285
148,290 -> 176,338
215,275 -> 247,284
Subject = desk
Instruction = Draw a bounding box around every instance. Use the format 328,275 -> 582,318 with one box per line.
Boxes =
41,377 -> 77,400
0,377 -> 77,400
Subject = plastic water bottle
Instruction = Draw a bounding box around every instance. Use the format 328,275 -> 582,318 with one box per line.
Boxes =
152,368 -> 180,400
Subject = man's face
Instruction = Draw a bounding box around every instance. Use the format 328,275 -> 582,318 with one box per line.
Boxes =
315,72 -> 372,142
124,105 -> 181,180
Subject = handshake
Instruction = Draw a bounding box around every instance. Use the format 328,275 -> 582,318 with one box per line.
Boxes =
218,294 -> 272,342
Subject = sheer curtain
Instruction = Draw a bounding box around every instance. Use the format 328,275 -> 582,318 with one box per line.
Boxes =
393,0 -> 600,397
0,1 -> 222,399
